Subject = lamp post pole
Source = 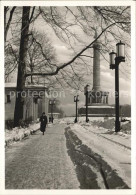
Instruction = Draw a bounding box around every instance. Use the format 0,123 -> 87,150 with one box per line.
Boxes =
76,99 -> 78,122
115,60 -> 120,131
51,103 -> 53,123
86,90 -> 88,122
74,95 -> 79,123
84,84 -> 89,123
49,99 -> 56,123
109,41 -> 125,132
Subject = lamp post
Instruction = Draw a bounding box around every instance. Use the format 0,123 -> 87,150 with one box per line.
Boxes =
49,99 -> 56,123
84,84 -> 89,123
74,95 -> 79,123
109,41 -> 125,132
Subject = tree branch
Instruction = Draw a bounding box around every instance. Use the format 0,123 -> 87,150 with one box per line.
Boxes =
25,21 -> 130,77
29,7 -> 35,22
80,55 -> 94,58
4,6 -> 16,43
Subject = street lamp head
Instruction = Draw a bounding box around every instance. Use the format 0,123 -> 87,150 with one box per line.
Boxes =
86,84 -> 90,92
84,87 -> 86,95
84,84 -> 90,94
116,40 -> 125,59
109,50 -> 116,67
74,95 -> 79,102
74,96 -> 76,102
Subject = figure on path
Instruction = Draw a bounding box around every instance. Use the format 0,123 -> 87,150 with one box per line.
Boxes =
39,112 -> 48,135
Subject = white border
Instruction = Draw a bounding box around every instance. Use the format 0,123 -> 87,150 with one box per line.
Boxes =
0,0 -> 135,6
0,1 -> 5,195
0,1 -> 135,195
131,1 -> 136,195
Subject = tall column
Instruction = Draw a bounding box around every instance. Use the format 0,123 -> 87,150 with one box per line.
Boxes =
93,41 -> 101,92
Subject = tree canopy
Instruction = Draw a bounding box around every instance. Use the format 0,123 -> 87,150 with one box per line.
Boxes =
5,6 -> 130,90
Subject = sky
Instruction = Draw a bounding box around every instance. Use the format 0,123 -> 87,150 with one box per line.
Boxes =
7,6 -> 131,116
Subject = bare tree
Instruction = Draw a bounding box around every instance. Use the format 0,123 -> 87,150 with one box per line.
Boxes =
5,6 -> 130,86
26,30 -> 57,84
13,7 -> 31,127
23,6 -> 130,91
4,6 -> 130,126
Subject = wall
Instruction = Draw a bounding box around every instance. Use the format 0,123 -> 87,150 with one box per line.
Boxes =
5,87 -> 49,121
5,89 -> 16,120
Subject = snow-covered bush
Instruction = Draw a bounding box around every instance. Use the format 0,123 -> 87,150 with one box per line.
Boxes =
91,118 -> 115,130
5,122 -> 40,147
121,121 -> 131,134
91,118 -> 131,134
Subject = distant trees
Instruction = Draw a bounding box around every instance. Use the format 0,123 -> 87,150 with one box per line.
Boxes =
120,104 -> 131,117
110,104 -> 131,117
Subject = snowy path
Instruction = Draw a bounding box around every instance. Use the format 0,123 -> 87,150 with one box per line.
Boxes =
70,124 -> 131,188
5,121 -> 131,189
5,124 -> 80,189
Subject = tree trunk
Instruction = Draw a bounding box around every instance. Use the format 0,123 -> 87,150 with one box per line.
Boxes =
14,7 -> 30,127
30,63 -> 33,84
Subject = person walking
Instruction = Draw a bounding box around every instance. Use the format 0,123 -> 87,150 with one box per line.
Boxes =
39,112 -> 48,135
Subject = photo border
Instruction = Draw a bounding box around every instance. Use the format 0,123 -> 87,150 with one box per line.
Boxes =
0,1 -> 135,195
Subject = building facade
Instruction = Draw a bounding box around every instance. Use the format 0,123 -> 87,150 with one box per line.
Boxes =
5,83 -> 49,121
48,113 -> 60,119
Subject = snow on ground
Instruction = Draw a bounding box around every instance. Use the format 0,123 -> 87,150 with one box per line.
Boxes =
5,122 -> 40,147
91,118 -> 131,135
59,117 -> 131,148
5,119 -> 61,147
61,117 -> 131,188
5,117 -> 131,187
69,123 -> 131,187
58,117 -> 131,133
